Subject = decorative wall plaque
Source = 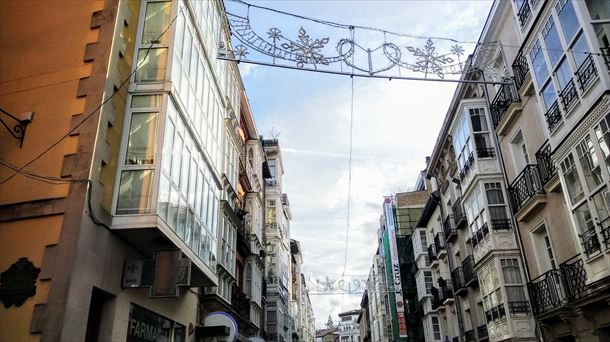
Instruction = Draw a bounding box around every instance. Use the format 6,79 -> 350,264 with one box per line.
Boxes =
0,257 -> 41,308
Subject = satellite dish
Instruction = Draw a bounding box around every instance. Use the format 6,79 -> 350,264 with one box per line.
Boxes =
204,312 -> 238,342
248,337 -> 266,342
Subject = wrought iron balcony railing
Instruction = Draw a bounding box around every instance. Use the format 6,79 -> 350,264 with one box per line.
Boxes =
559,254 -> 588,301
477,324 -> 488,339
517,0 -> 531,27
490,81 -> 520,128
485,303 -> 506,322
559,79 -> 578,111
476,147 -> 495,159
431,286 -> 441,310
528,268 -> 568,316
602,46 -> 610,70
443,214 -> 457,242
452,197 -> 467,228
471,222 -> 489,248
576,54 -> 598,91
465,329 -> 475,342
451,266 -> 465,293
544,100 -> 562,132
438,277 -> 453,303
491,218 -> 512,231
535,141 -> 556,185
231,286 -> 251,320
428,243 -> 438,262
508,164 -> 544,213
434,232 -> 446,252
513,51 -> 530,90
462,255 -> 477,286
508,300 -> 530,316
459,152 -> 475,180
580,226 -> 601,258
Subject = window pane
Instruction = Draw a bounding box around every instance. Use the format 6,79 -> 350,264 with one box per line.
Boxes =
136,48 -> 168,82
161,120 -> 174,175
158,173 -> 170,221
489,206 -> 508,220
142,1 -> 171,44
117,170 -> 154,214
556,0 -> 580,43
574,203 -> 594,233
541,81 -> 557,110
543,19 -> 563,67
126,112 -> 158,165
555,58 -> 573,90
506,286 -> 527,302
530,41 -> 549,88
571,33 -> 590,68
561,154 -> 584,204
577,136 -> 603,191
131,95 -> 161,108
168,185 -> 179,229
593,190 -> 610,223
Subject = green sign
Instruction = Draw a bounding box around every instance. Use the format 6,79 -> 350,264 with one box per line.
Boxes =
127,304 -> 185,342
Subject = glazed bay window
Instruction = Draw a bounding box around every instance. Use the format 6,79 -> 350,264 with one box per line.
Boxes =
135,2 -> 171,83
576,135 -> 603,191
485,182 -> 511,230
117,170 -> 154,214
452,111 -> 475,179
561,153 -> 585,205
466,186 -> 488,247
501,258 -> 529,315
470,107 -> 495,158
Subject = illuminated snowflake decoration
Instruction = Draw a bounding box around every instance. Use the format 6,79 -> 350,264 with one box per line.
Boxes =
281,27 -> 330,68
451,44 -> 465,57
407,39 -> 454,78
267,27 -> 282,40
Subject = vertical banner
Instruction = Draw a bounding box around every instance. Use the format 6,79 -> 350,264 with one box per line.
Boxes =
383,198 -> 408,339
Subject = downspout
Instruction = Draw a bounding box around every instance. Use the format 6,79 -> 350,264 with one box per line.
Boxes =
431,176 -> 466,341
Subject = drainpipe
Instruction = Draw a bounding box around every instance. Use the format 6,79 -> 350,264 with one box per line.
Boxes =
432,176 -> 466,341
478,69 -> 544,341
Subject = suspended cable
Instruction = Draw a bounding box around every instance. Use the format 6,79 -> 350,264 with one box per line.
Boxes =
0,9 -> 182,186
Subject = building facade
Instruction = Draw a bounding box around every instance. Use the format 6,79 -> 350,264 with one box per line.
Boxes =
336,310 -> 360,342
363,253 -> 392,342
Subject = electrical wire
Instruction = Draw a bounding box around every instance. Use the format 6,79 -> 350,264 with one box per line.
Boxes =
342,76 -> 354,278
0,9 -> 182,186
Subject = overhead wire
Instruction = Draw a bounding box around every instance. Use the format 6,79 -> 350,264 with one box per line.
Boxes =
0,8 -> 182,186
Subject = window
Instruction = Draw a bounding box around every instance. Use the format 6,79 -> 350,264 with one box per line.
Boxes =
141,1 -> 171,44
136,48 -> 168,82
530,41 -> 549,89
576,135 -> 603,191
431,316 -> 441,340
485,183 -> 510,230
424,271 -> 433,294
510,130 -> 529,172
470,107 -> 494,158
555,0 -> 580,42
117,170 -> 154,214
594,115 -> 610,176
561,153 -> 585,204
420,230 -> 428,248
452,111 -> 473,172
501,259 -> 528,314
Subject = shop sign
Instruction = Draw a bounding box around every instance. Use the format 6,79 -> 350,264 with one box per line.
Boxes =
127,303 -> 185,342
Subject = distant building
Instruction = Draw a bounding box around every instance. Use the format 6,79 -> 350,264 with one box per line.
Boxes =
337,309 -> 360,342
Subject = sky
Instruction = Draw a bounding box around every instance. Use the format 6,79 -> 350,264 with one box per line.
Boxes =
229,0 -> 493,329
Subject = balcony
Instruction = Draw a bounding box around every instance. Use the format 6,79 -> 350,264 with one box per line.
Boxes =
438,277 -> 454,305
490,81 -> 522,134
517,0 -> 531,27
528,255 -> 588,316
465,329 -> 475,342
451,266 -> 466,295
508,300 -> 530,316
231,286 -> 251,321
452,197 -> 467,229
512,51 -> 530,93
576,54 -> 598,91
443,215 -> 457,242
428,244 -> 438,263
559,79 -> 579,112
544,101 -> 562,132
477,325 -> 489,340
476,147 -> 495,159
535,141 -> 558,188
485,303 -> 506,323
508,164 -> 546,220
431,286 -> 441,310
434,232 -> 446,258
471,222 -> 489,249
462,255 -> 477,287
580,226 -> 602,258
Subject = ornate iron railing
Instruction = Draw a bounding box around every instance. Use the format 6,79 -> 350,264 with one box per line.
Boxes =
477,325 -> 488,339
513,51 -> 530,90
508,300 -> 530,315
599,216 -> 610,249
535,141 -> 556,185
438,277 -> 453,302
579,226 -> 601,257
452,197 -> 467,228
459,152 -> 475,180
517,0 -> 531,27
443,214 -> 457,242
576,54 -> 598,91
508,164 -> 544,213
528,268 -> 568,316
451,266 -> 465,293
462,255 -> 477,286
485,303 -> 506,322
428,244 -> 438,261
231,286 -> 251,320
476,147 -> 495,159
544,101 -> 562,132
559,254 -> 588,301
559,79 -> 578,111
491,218 -> 512,231
602,46 -> 610,70
435,232 -> 446,252
490,81 -> 520,128
431,286 -> 441,310
471,222 -> 489,248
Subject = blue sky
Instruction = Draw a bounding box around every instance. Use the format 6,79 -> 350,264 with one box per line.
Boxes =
228,0 -> 493,328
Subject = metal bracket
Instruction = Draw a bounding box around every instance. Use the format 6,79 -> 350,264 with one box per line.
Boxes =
0,108 -> 33,148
